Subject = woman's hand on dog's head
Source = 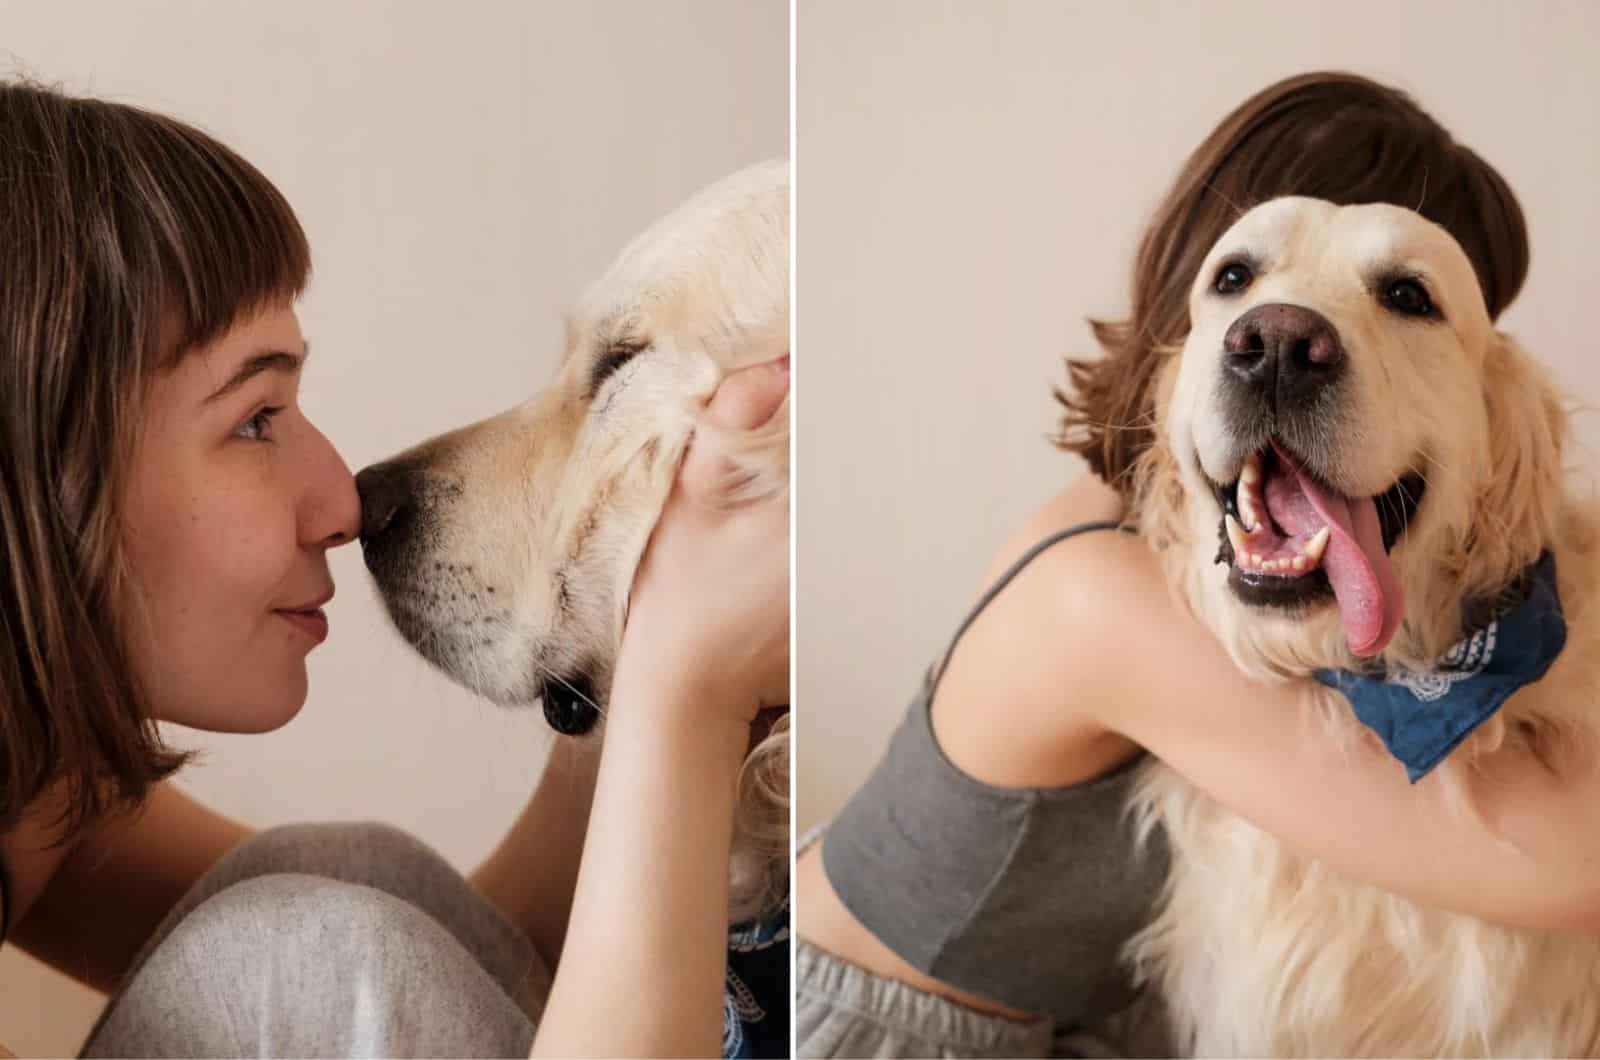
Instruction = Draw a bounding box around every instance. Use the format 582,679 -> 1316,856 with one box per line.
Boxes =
617,356 -> 790,726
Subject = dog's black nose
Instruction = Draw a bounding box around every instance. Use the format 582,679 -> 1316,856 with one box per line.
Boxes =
356,462 -> 417,548
1223,303 -> 1345,411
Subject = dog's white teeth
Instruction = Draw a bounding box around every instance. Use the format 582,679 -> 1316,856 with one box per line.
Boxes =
1292,555 -> 1308,573
1250,552 -> 1264,567
1236,457 -> 1264,532
1225,514 -> 1249,556
1235,485 -> 1256,532
1304,527 -> 1332,565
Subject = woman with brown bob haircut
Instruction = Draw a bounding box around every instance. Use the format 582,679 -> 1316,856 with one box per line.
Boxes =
0,80 -> 790,1058
797,71 -> 1586,1059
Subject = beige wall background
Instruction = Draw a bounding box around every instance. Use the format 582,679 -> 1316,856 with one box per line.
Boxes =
798,0 -> 1600,834
0,1 -> 786,1054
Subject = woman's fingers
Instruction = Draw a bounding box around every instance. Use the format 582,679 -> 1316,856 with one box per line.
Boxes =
705,355 -> 790,430
681,355 -> 789,498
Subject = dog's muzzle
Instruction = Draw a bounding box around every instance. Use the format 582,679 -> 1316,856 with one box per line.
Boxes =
357,460 -> 605,736
1205,303 -> 1427,657
356,460 -> 425,573
1219,303 -> 1346,439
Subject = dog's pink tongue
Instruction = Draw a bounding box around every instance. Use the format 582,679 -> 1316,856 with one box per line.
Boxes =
1269,447 -> 1405,657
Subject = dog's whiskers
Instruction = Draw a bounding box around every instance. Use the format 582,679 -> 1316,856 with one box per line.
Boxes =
1402,461 -> 1432,493
531,660 -> 604,715
553,676 -> 603,714
1413,450 -> 1452,478
1395,483 -> 1420,525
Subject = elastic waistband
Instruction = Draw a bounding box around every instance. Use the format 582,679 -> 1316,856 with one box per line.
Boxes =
796,939 -> 1054,1056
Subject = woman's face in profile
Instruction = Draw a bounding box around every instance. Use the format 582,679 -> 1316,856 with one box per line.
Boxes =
119,301 -> 361,733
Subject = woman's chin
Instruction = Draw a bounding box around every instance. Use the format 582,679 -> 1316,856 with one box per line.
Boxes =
156,669 -> 309,734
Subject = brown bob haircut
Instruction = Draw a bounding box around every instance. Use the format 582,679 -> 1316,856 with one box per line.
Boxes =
0,80 -> 310,836
1057,71 -> 1529,494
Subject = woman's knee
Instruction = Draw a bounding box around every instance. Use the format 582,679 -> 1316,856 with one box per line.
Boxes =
212,823 -> 547,1014
209,820 -> 453,893
87,874 -> 535,1058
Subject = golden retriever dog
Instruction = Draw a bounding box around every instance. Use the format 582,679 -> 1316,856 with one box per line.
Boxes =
355,160 -> 790,921
1126,196 -> 1600,1055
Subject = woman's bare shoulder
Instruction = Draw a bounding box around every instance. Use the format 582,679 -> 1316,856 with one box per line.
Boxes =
932,474 -> 1148,790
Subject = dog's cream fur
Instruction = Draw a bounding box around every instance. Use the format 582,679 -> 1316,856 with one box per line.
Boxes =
367,161 -> 789,921
1127,197 -> 1600,1055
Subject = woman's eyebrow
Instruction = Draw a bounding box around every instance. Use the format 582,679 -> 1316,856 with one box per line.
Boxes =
203,343 -> 310,404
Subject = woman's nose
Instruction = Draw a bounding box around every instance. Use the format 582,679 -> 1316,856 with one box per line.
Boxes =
303,424 -> 362,548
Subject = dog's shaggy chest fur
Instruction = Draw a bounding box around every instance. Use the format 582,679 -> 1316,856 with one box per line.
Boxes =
1122,197 -> 1600,1056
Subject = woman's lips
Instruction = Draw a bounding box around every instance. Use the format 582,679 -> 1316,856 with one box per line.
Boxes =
275,607 -> 329,644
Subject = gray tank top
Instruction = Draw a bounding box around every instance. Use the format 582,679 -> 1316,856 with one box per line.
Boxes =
822,521 -> 1170,1025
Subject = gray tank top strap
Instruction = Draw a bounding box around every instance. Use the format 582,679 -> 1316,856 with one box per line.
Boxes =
928,519 -> 1133,694
822,519 -> 1167,1026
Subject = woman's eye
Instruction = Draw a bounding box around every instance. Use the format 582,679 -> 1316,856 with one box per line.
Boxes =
1384,278 -> 1435,317
234,406 -> 283,442
1214,262 -> 1253,294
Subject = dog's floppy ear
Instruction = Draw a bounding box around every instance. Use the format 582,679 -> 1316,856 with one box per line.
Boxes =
1466,332 -> 1566,584
1128,354 -> 1187,551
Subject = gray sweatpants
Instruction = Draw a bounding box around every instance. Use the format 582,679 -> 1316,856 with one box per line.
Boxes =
81,822 -> 549,1058
796,827 -> 1171,1059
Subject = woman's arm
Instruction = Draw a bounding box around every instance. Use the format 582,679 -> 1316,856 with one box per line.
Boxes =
937,472 -> 1600,930
532,668 -> 751,1058
1071,523 -> 1600,930
471,735 -> 602,974
531,358 -> 789,1058
9,781 -> 250,992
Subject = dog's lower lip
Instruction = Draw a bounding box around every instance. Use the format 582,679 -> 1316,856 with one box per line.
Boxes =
542,673 -> 601,735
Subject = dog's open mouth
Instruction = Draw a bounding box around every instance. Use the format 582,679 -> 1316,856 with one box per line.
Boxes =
1210,441 -> 1426,656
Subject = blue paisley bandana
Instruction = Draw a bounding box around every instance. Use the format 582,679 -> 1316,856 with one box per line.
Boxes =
1313,551 -> 1566,782
723,892 -> 789,1059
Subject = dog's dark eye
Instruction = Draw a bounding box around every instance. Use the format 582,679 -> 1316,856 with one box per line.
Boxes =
1383,278 -> 1434,317
588,340 -> 648,398
1214,262 -> 1253,294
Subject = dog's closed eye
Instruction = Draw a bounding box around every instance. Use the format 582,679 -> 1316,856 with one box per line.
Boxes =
588,339 -> 649,398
